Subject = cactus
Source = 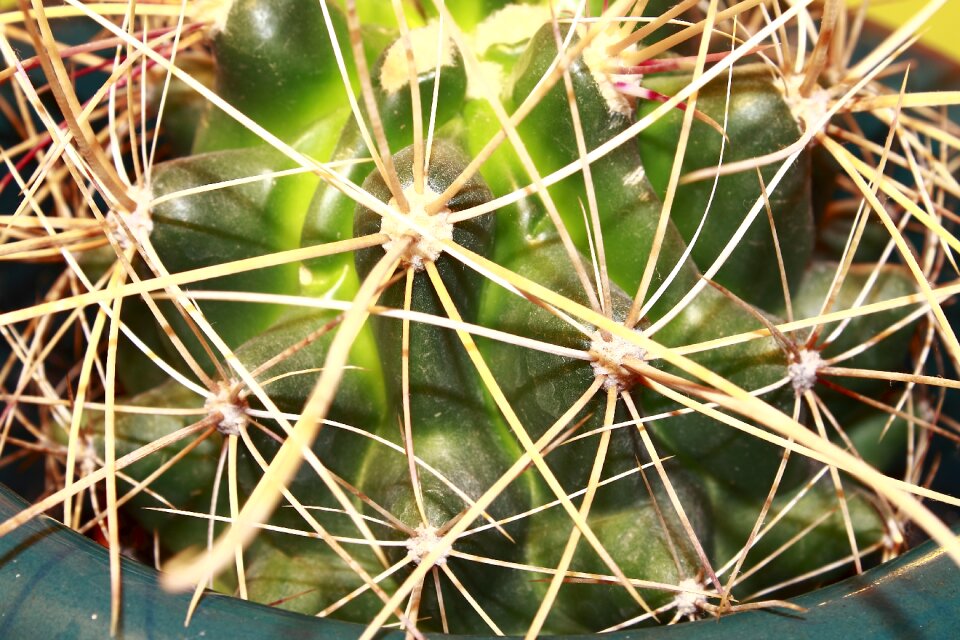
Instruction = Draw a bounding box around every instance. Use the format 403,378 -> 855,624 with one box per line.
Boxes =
1,0 -> 959,636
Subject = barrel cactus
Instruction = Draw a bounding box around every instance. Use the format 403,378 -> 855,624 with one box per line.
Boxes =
1,0 -> 959,636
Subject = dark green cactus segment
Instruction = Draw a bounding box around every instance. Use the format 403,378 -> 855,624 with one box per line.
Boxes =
637,69 -> 814,312
477,232 -> 650,499
193,0 -> 353,152
348,142 -> 531,634
477,238 -> 598,449
135,109 -> 347,380
791,262 -> 919,422
510,22 -> 634,161
354,349 -> 528,629
231,310 -> 383,420
80,380 -> 222,554
506,21 -> 705,312
243,531 -> 396,620
707,474 -> 886,598
353,140 -> 495,318
480,156 -> 801,499
356,391 -> 533,632
645,315 -> 804,498
588,190 -> 702,318
372,29 -> 467,149
230,309 -> 385,526
479,208 -> 801,500
349,142 -> 521,529
99,310 -> 387,545
524,467 -> 711,633
147,147 -> 303,367
509,22 -> 654,248
473,203 -> 789,623
642,260 -> 797,498
793,263 -> 918,370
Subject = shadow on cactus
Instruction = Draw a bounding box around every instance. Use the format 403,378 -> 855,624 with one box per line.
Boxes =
1,0 -> 959,637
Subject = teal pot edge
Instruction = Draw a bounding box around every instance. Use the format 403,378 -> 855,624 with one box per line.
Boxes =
1,481 -> 958,639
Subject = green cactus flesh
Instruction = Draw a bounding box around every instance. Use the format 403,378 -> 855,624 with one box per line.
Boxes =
32,0 -> 946,635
